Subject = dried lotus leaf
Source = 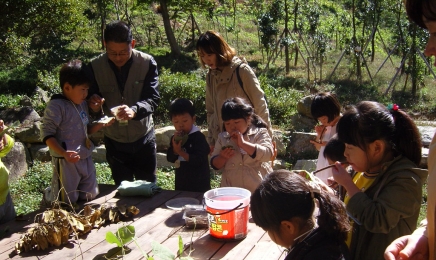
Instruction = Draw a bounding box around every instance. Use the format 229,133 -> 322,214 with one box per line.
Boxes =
127,205 -> 140,215
221,145 -> 235,150
118,205 -> 127,215
36,230 -> 49,250
83,205 -> 93,216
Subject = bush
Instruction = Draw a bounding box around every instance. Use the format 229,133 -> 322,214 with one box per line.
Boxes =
9,161 -> 52,215
155,68 -> 207,126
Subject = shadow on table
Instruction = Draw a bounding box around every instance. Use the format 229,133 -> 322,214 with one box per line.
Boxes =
93,245 -> 132,260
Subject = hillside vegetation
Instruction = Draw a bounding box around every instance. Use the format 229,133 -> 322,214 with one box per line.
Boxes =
2,0 -> 431,219
1,0 -> 436,127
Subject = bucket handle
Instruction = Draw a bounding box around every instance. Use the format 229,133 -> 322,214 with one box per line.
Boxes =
204,202 -> 243,215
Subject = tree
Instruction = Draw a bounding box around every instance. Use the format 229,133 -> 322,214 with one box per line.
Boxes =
0,0 -> 90,69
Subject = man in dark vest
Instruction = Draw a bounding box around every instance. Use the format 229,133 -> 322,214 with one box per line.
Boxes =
87,20 -> 160,186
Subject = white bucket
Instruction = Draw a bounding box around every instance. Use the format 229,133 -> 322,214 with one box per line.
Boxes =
204,187 -> 251,240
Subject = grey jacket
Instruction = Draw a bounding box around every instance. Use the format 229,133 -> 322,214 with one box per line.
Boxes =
41,94 -> 94,159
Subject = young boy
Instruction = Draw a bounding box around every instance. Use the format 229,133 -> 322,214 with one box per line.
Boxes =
323,134 -> 352,200
0,120 -> 16,224
166,98 -> 211,193
41,60 -> 110,204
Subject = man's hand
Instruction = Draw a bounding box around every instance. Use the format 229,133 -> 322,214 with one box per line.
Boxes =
384,234 -> 429,260
112,105 -> 136,120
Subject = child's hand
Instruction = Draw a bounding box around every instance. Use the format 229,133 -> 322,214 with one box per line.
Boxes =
229,131 -> 245,147
102,117 -> 116,127
219,147 -> 235,160
315,125 -> 326,135
88,95 -> 105,112
64,151 -> 80,163
309,139 -> 325,151
171,135 -> 183,155
0,120 -> 5,150
332,162 -> 352,186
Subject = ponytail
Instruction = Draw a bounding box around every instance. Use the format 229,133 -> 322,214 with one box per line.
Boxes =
251,114 -> 268,129
314,191 -> 350,241
389,108 -> 422,166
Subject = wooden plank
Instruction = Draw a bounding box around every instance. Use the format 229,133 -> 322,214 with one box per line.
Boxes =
109,191 -> 206,259
243,232 -> 286,260
4,190 -> 182,259
40,190 -> 182,260
211,220 -> 267,260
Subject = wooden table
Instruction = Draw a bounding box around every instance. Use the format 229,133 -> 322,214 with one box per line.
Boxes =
0,184 -> 286,259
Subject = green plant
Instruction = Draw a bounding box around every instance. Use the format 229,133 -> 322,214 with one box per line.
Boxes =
106,224 -> 194,260
9,161 -> 52,215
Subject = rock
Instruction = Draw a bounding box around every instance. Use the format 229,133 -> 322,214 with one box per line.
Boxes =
155,126 -> 176,153
89,128 -> 105,145
28,143 -> 51,162
3,141 -> 31,181
92,144 -> 107,163
293,159 -> 317,172
157,152 -> 174,168
289,113 -> 317,132
417,126 -> 436,147
297,95 -> 314,118
272,158 -> 288,170
0,107 -> 42,143
14,120 -> 42,143
420,147 -> 428,169
19,95 -> 33,107
34,87 -> 50,104
272,130 -> 287,157
0,106 -> 40,124
286,132 -> 318,160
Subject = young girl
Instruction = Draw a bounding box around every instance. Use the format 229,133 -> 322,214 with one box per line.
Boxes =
332,101 -> 428,260
196,30 -> 272,151
310,92 -> 342,184
251,170 -> 351,260
210,97 -> 273,193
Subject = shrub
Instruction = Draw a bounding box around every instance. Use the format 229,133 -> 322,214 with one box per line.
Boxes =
155,68 -> 207,126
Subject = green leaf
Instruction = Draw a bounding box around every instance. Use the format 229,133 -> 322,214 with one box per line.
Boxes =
178,235 -> 183,256
151,241 -> 175,260
106,231 -> 122,247
116,225 -> 135,244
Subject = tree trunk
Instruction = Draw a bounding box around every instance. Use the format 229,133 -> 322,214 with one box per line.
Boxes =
284,0 -> 290,74
159,0 -> 180,56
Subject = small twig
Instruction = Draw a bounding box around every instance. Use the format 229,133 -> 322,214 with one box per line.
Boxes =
313,162 -> 347,175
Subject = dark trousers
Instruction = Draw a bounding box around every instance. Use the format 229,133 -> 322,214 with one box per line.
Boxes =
105,136 -> 157,186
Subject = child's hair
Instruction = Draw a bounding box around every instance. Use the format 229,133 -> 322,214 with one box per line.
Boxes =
251,170 -> 350,241
104,20 -> 133,43
311,92 -> 341,123
406,0 -> 436,29
196,30 -> 236,68
59,60 -> 91,90
221,97 -> 268,129
337,101 -> 422,166
169,98 -> 195,118
323,134 -> 346,163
